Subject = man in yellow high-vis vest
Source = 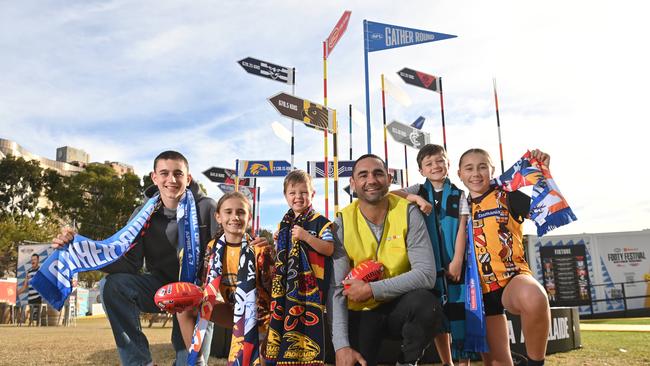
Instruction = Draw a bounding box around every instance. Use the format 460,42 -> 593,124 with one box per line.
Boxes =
329,154 -> 443,366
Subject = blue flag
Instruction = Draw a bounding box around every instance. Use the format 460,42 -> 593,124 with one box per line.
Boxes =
364,20 -> 457,52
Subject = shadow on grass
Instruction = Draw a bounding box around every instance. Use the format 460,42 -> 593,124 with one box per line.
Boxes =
86,344 -> 177,365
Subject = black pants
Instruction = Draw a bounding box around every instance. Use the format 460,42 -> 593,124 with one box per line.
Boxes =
348,289 -> 442,366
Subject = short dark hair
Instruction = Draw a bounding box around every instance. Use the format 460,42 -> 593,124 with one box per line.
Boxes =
352,154 -> 388,176
416,144 -> 447,168
31,253 -> 39,258
153,151 -> 189,171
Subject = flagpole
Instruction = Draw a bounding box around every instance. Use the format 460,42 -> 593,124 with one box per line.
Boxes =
323,41 -> 330,218
493,78 -> 505,173
333,112 -> 340,214
404,146 -> 409,186
349,104 -> 353,203
256,186 -> 261,236
381,74 -> 389,167
363,20 -> 372,153
291,68 -> 296,170
251,178 -> 257,234
235,159 -> 240,192
439,77 -> 447,152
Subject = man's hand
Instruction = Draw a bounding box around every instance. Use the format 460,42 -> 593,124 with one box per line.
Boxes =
335,347 -> 367,366
291,225 -> 309,242
52,227 -> 76,249
342,278 -> 373,303
446,257 -> 462,283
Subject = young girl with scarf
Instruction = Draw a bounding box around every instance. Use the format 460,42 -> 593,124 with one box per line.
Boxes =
184,191 -> 274,366
392,144 -> 475,366
263,170 -> 334,366
459,148 -> 576,366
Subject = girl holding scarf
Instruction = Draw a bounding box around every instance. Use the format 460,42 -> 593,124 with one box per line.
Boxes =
263,170 -> 334,366
392,144 -> 474,366
458,148 -> 553,366
184,191 -> 274,366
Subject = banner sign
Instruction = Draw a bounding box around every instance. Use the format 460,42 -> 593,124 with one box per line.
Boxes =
388,167 -> 404,187
203,167 -> 251,187
237,57 -> 294,85
387,120 -> 430,149
326,10 -> 352,57
16,243 -> 54,307
308,160 -> 354,178
398,68 -> 440,93
540,245 -> 592,307
217,183 -> 256,201
269,93 -> 335,133
237,160 -> 292,178
364,20 -> 457,52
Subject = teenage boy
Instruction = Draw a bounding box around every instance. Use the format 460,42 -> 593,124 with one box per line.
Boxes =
53,151 -> 218,366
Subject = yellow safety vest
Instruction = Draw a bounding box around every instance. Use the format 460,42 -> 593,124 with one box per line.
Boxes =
339,194 -> 411,310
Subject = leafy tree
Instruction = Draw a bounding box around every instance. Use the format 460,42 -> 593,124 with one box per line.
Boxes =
258,228 -> 274,244
0,215 -> 59,277
45,164 -> 142,239
0,155 -> 45,217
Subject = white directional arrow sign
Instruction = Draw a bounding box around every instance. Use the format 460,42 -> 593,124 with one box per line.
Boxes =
387,120 -> 430,149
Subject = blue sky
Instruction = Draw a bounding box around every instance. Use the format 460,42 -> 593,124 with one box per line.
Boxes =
1,0 -> 648,236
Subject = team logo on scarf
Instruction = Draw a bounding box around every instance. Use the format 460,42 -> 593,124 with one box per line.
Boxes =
31,191 -> 200,310
264,206 -> 328,366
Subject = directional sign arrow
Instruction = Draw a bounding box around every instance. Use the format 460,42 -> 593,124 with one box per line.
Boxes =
237,57 -> 294,85
343,184 -> 357,198
217,183 -> 255,200
202,167 -> 251,186
326,10 -> 352,57
387,120 -> 430,149
397,68 -> 440,93
268,92 -> 335,133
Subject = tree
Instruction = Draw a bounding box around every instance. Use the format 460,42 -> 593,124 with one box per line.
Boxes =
0,215 -> 59,277
258,228 -> 274,244
45,164 -> 142,239
0,155 -> 45,217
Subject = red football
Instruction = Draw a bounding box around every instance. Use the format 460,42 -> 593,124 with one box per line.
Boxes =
344,260 -> 384,290
154,282 -> 204,313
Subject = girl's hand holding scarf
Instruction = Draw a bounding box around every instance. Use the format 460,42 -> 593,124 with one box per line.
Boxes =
51,227 -> 76,249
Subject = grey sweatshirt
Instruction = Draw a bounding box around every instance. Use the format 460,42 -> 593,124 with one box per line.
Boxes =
327,203 -> 437,351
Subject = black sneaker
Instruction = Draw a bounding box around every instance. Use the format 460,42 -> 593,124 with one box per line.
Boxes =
511,351 -> 528,366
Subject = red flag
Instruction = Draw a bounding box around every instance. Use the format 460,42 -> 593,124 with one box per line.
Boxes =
326,10 -> 351,57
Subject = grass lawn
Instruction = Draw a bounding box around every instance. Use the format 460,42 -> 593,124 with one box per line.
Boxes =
581,317 -> 650,325
1,316 -> 649,365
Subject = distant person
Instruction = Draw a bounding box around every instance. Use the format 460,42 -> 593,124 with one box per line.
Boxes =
263,170 -> 334,365
458,148 -> 554,366
52,151 -> 222,366
329,154 -> 444,366
17,253 -> 43,325
392,144 -> 475,365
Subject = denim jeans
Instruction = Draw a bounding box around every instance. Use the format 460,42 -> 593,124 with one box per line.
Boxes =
100,273 -> 213,366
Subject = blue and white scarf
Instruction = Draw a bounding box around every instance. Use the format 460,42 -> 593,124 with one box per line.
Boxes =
31,191 -> 201,310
